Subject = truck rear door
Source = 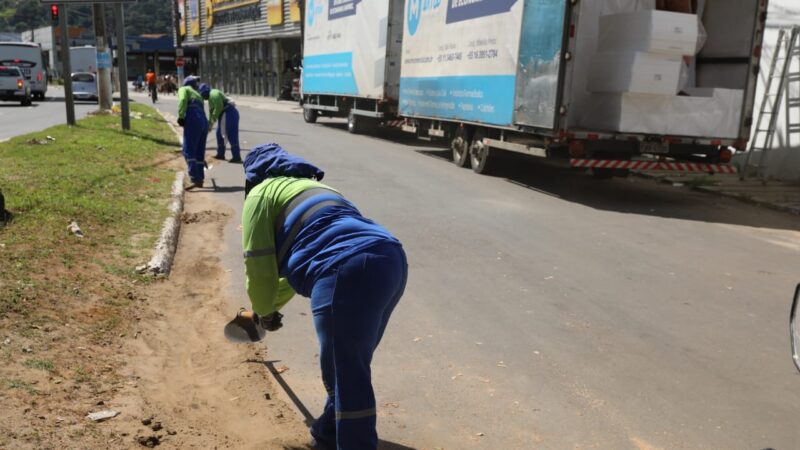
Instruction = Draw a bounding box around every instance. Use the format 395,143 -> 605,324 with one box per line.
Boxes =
513,0 -> 570,130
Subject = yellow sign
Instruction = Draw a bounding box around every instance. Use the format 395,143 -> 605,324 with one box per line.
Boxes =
267,0 -> 284,26
289,0 -> 301,22
189,0 -> 201,36
178,0 -> 186,36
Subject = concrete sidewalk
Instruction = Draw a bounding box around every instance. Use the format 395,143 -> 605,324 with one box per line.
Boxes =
640,171 -> 800,215
129,89 -> 302,114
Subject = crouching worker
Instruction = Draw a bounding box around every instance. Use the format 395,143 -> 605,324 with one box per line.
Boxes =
198,84 -> 241,163
177,76 -> 209,190
241,143 -> 408,450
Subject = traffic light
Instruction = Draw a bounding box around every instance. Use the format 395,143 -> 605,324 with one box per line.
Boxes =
50,5 -> 59,23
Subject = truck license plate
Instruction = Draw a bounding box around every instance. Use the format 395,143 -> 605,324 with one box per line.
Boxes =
641,141 -> 669,154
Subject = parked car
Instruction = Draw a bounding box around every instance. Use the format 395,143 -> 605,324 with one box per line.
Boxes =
71,72 -> 98,102
0,66 -> 32,106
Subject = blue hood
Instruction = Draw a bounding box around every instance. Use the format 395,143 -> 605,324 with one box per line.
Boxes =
244,143 -> 325,186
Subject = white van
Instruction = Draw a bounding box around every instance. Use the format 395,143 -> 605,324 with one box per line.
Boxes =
0,42 -> 47,100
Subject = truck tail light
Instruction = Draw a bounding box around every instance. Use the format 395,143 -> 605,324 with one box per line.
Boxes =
37,72 -> 43,82
569,140 -> 586,157
719,148 -> 733,163
17,79 -> 23,89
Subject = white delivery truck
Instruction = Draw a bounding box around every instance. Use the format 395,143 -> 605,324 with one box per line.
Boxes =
70,46 -> 98,74
398,0 -> 767,175
301,0 -> 405,133
0,42 -> 48,100
302,0 -> 768,177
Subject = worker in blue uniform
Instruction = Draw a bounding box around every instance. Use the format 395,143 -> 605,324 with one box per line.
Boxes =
241,143 -> 408,450
177,76 -> 209,190
198,83 -> 241,163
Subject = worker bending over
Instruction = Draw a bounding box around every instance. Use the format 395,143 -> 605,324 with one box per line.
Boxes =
177,76 -> 209,190
241,143 -> 408,450
198,84 -> 241,163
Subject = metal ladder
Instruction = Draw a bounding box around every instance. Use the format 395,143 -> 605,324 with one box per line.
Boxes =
743,26 -> 800,181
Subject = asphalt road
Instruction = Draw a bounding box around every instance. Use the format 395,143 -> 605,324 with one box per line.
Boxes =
0,86 -> 97,141
147,94 -> 800,450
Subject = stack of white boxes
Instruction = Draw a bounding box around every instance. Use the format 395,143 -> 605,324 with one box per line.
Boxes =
581,6 -> 744,138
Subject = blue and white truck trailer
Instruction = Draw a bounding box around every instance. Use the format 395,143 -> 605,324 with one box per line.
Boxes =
303,0 -> 768,177
301,0 -> 405,133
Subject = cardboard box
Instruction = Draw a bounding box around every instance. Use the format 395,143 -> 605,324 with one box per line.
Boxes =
588,52 -> 687,95
598,10 -> 701,56
580,88 -> 744,138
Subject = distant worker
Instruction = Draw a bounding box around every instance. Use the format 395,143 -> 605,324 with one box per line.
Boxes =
241,143 -> 408,450
177,75 -> 208,190
145,68 -> 157,103
198,84 -> 241,163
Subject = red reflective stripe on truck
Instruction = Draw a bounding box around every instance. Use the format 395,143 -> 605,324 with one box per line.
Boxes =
570,159 -> 737,174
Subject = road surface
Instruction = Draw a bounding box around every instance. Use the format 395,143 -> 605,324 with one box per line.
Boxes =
147,93 -> 800,450
0,86 -> 96,141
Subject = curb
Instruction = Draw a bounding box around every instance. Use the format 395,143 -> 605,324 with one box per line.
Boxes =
138,171 -> 185,276
635,171 -> 800,216
137,107 -> 186,277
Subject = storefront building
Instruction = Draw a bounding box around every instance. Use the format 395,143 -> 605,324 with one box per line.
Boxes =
179,0 -> 302,98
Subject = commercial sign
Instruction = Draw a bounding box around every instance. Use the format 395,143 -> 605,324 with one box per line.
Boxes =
399,0 -> 524,126
289,0 -> 301,22
267,0 -> 284,25
188,0 -> 201,36
208,0 -> 261,27
302,0 -> 390,98
178,0 -> 186,36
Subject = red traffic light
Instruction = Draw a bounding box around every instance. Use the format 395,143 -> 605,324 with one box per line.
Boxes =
50,5 -> 59,22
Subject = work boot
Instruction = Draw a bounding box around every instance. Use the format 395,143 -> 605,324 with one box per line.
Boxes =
308,430 -> 335,450
184,180 -> 204,191
228,157 -> 242,164
213,155 -> 226,161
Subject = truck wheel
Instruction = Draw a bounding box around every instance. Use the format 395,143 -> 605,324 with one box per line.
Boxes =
469,129 -> 494,174
303,107 -> 318,124
347,111 -> 376,134
451,126 -> 470,167
347,111 -> 362,134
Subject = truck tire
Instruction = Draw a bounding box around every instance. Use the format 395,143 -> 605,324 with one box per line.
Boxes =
451,126 -> 470,167
347,111 -> 361,134
347,111 -> 376,134
469,129 -> 494,174
303,107 -> 318,124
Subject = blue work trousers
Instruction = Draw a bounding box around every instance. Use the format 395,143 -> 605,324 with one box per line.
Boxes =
182,105 -> 208,183
310,242 -> 408,450
215,106 -> 241,160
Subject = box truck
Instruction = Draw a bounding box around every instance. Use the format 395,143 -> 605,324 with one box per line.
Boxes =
301,0 -> 405,133
303,0 -> 767,176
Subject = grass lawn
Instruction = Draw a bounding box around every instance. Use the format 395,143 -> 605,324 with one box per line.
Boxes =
0,103 -> 182,447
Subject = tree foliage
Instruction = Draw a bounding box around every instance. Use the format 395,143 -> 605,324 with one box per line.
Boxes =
1,0 -> 173,36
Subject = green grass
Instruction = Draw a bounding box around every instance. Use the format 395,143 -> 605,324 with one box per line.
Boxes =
0,103 -> 179,317
4,378 -> 37,395
23,358 -> 54,372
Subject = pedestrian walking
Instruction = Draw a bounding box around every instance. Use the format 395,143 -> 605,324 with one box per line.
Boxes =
241,143 -> 408,450
198,84 -> 241,163
177,76 -> 209,190
145,68 -> 157,103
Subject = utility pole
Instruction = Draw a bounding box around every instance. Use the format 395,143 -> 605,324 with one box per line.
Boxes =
173,0 -> 184,85
93,3 -> 113,110
114,4 -> 130,130
58,4 -> 76,125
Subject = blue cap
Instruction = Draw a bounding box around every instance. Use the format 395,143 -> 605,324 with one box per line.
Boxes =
198,83 -> 211,99
183,75 -> 200,88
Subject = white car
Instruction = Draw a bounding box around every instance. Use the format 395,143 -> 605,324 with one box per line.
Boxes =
71,72 -> 98,102
0,65 -> 32,106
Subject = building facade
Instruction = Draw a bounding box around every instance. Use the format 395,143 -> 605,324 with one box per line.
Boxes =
179,0 -> 302,98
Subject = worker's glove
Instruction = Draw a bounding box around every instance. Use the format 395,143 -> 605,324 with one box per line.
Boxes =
177,118 -> 185,127
258,311 -> 283,332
